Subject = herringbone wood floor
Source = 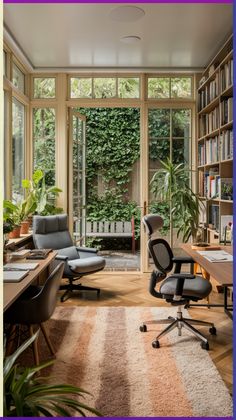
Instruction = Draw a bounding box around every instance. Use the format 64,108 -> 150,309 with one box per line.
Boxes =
58,272 -> 233,395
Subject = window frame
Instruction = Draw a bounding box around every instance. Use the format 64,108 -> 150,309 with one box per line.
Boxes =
146,74 -> 194,101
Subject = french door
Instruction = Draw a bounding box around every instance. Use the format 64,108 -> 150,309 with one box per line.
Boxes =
141,105 -> 193,272
68,109 -> 86,244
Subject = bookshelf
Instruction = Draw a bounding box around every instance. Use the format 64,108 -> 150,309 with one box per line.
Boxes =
197,35 -> 233,244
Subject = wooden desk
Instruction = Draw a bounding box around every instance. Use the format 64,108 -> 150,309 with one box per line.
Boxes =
4,251 -> 57,312
5,233 -> 33,250
181,244 -> 233,318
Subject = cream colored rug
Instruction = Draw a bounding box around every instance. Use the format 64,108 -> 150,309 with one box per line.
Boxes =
38,306 -> 232,417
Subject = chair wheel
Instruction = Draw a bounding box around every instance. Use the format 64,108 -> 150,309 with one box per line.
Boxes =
201,341 -> 209,350
152,340 -> 160,348
139,325 -> 147,332
209,327 -> 216,335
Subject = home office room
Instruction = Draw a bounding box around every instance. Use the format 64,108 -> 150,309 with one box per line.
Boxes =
2,2 -> 233,417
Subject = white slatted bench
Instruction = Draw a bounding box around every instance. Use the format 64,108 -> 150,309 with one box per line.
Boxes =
86,217 -> 135,253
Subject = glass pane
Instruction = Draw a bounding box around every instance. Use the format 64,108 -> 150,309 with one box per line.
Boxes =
148,77 -> 170,98
94,78 -> 116,98
12,63 -> 25,93
70,77 -> 92,98
33,108 -> 56,186
33,78 -> 56,98
148,108 -> 170,138
72,115 -> 86,242
172,109 -> 191,137
171,77 -> 192,98
12,98 -> 25,201
118,77 -> 140,98
173,138 -> 189,165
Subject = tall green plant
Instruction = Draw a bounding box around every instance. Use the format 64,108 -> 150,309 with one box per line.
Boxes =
4,333 -> 101,417
22,169 -> 63,216
151,158 -> 201,242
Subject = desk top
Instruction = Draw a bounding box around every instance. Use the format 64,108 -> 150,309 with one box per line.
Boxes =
181,244 -> 233,286
4,251 -> 57,312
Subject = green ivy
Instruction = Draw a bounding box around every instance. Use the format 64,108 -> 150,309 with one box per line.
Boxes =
78,107 -> 141,244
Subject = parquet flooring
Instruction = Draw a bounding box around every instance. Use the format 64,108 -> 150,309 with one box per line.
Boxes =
57,272 -> 233,395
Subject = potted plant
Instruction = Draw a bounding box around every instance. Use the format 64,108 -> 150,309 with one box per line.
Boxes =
3,201 -> 26,239
4,333 -> 101,417
150,158 -> 202,242
22,169 -> 63,217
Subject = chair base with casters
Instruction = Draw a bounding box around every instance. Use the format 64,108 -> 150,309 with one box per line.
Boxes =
140,304 -> 216,351
59,277 -> 100,302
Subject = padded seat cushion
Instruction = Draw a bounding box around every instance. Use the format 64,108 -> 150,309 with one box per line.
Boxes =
160,276 -> 212,299
69,256 -> 105,274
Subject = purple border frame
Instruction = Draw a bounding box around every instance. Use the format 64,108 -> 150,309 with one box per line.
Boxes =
2,0 -> 234,4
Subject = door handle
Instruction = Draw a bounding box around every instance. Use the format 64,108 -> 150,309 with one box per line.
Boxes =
143,201 -> 147,216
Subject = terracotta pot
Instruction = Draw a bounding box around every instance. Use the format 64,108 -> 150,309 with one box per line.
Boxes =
9,226 -> 21,239
20,220 -> 30,235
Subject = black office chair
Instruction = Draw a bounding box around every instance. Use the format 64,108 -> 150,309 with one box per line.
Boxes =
4,263 -> 64,365
140,214 -> 216,350
33,214 -> 106,302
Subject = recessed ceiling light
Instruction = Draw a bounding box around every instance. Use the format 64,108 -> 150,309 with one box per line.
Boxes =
120,36 -> 141,44
109,6 -> 145,22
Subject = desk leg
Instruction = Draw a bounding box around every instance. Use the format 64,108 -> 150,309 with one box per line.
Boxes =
200,267 -> 210,306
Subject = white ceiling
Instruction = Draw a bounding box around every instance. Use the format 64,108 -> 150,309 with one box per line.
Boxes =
4,3 -> 233,70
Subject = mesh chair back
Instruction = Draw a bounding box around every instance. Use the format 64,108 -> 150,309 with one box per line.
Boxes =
148,238 -> 173,274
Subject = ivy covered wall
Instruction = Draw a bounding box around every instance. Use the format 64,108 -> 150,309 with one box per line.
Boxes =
78,107 -> 141,247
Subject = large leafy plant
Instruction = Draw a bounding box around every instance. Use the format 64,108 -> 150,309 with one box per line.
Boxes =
22,169 -> 63,216
4,333 -> 101,417
3,200 -> 31,227
151,158 -> 201,242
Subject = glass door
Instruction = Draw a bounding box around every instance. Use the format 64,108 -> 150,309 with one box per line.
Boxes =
143,106 -> 192,271
68,109 -> 86,244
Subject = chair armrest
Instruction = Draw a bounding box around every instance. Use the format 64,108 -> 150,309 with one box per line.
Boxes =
76,246 -> 97,254
55,255 -> 69,261
149,271 -> 166,299
168,273 -> 195,280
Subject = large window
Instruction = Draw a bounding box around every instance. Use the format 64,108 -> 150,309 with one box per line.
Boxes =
148,77 -> 192,99
33,78 -> 56,99
148,107 -> 191,248
70,76 -> 140,99
12,98 -> 25,201
12,63 -> 25,94
33,108 -> 56,186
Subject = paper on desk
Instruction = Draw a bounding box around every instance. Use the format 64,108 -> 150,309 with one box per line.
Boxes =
197,250 -> 233,263
4,262 -> 39,270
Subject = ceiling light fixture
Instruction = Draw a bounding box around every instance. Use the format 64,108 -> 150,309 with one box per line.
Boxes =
109,6 -> 145,22
120,36 -> 141,44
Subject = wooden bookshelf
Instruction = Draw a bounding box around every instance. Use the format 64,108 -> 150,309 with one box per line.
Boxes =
197,35 -> 233,244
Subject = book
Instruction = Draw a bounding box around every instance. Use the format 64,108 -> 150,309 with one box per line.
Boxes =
3,270 -> 29,282
11,250 -> 31,259
26,249 -> 52,259
4,262 -> 39,271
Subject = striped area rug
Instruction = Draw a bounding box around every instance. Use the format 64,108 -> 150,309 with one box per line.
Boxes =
42,306 -> 232,417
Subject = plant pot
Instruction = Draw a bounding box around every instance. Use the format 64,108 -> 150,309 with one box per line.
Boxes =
20,220 -> 30,235
9,226 -> 21,239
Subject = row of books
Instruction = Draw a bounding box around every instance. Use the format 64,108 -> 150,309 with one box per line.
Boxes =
198,170 -> 233,201
220,59 -> 233,92
198,74 -> 219,111
198,131 -> 233,165
220,97 -> 233,125
199,106 -> 219,137
220,129 -> 233,161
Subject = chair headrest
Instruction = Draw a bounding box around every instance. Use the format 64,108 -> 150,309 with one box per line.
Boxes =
142,214 -> 164,236
33,214 -> 68,234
